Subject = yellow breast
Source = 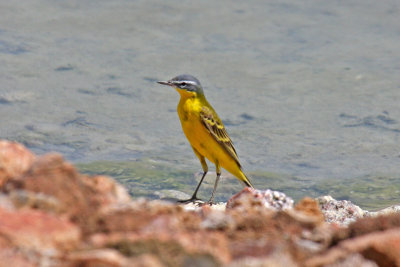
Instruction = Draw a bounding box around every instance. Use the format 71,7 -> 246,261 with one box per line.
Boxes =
176,94 -> 225,165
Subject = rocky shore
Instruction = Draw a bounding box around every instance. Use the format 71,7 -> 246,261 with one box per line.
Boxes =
0,140 -> 399,266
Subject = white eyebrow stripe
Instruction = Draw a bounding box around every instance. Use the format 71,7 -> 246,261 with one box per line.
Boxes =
174,80 -> 197,85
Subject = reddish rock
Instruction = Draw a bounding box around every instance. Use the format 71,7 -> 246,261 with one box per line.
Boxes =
293,197 -> 325,225
200,207 -> 235,230
68,249 -> 130,267
295,197 -> 324,219
8,189 -> 63,213
227,253 -> 299,267
81,175 -> 131,209
96,200 -> 201,233
347,213 -> 400,238
89,231 -> 229,266
0,247 -> 38,267
226,208 -> 307,260
127,254 -> 166,267
306,214 -> 400,267
0,141 -> 35,186
3,153 -> 130,235
1,140 -> 400,267
0,206 -> 81,252
329,213 -> 400,245
306,228 -> 400,267
321,253 -> 378,267
90,201 -> 230,265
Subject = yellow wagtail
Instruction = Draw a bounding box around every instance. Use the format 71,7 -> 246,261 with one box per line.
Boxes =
158,74 -> 253,204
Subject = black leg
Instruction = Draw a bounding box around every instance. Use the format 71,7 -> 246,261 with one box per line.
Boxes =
178,171 -> 207,203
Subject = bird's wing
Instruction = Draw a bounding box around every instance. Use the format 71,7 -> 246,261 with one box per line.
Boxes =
200,106 -> 241,167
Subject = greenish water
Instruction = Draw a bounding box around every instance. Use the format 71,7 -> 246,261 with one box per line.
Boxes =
77,160 -> 399,210
1,1 -> 399,211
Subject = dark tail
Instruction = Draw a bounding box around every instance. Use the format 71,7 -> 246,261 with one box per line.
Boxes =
242,174 -> 254,188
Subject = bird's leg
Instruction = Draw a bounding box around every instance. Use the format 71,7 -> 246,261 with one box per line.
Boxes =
207,173 -> 221,205
177,172 -> 207,203
207,165 -> 221,205
178,152 -> 208,203
191,172 -> 207,200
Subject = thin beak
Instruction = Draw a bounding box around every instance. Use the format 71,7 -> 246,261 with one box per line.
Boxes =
157,81 -> 172,86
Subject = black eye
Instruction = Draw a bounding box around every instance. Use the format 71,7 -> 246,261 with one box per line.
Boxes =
180,82 -> 187,87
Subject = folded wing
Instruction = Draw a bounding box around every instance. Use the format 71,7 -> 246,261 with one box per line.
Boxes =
200,106 -> 241,168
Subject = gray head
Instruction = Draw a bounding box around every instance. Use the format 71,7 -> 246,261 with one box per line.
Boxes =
158,74 -> 204,95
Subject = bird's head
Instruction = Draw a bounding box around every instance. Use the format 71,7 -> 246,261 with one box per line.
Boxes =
158,74 -> 204,96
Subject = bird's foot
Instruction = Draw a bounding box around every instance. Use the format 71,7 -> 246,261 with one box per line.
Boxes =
177,196 -> 203,204
192,200 -> 214,207
204,197 -> 216,206
200,200 -> 214,206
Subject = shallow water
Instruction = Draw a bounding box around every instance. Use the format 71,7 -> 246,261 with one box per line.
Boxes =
1,0 -> 399,209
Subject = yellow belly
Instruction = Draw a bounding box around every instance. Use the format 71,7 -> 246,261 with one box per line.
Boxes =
179,108 -> 242,178
182,118 -> 220,162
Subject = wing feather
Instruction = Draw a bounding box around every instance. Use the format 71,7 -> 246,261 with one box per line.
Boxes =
200,106 -> 241,167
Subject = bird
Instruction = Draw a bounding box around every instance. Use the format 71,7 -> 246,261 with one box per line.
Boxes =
158,74 -> 253,204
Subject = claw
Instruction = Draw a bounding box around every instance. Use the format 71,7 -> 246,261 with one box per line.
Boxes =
198,200 -> 214,206
177,196 -> 203,204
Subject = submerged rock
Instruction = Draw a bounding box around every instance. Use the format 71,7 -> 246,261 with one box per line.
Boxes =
154,189 -> 191,202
